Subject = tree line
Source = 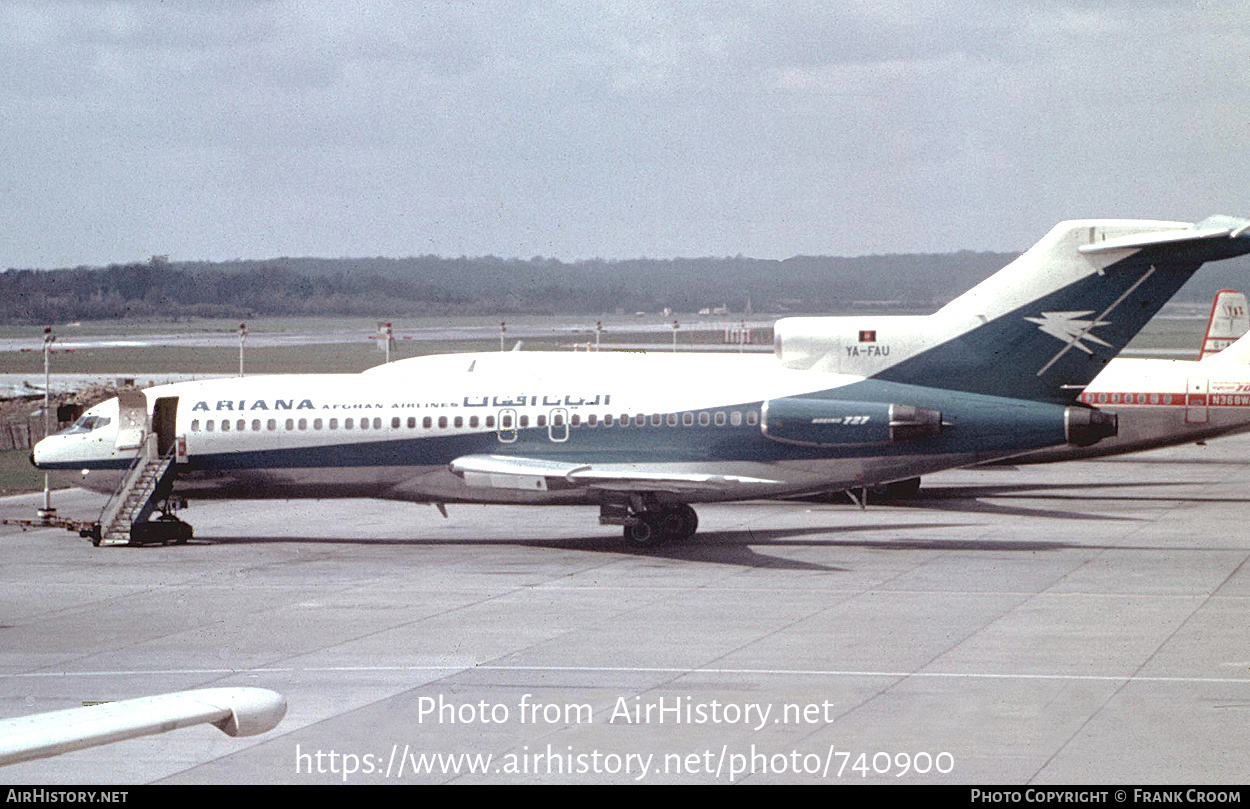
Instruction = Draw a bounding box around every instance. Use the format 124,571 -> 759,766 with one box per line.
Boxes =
0,249 -> 1179,323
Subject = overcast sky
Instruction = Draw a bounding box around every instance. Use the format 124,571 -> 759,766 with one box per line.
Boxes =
2,1 -> 1248,268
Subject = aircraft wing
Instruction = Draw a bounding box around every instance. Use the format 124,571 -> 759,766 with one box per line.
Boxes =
449,454 -> 782,494
0,687 -> 286,767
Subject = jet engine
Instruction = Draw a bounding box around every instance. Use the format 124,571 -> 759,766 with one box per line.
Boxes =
761,398 -> 944,447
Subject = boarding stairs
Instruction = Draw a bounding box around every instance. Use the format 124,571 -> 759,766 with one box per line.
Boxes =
94,432 -> 180,546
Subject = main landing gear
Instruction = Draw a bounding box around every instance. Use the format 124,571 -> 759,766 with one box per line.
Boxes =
600,497 -> 699,546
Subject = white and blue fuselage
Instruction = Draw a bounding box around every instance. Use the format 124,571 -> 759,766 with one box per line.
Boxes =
34,350 -> 1090,506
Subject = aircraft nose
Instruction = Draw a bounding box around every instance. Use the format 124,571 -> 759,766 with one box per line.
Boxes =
30,436 -> 53,469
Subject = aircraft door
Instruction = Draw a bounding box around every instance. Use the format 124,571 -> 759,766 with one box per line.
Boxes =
114,389 -> 147,450
497,409 -> 518,443
152,397 -> 179,455
548,408 -> 569,442
1186,377 -> 1209,424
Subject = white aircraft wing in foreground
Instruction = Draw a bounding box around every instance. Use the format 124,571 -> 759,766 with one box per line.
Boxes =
0,687 -> 286,767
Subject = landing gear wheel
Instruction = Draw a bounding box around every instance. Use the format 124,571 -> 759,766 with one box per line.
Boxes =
622,505 -> 700,545
624,512 -> 663,545
655,508 -> 689,542
657,504 -> 698,541
674,504 -> 698,539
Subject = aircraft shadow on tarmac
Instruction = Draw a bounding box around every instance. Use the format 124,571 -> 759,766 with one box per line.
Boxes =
145,475 -> 1250,570
806,479 -> 1250,521
189,518 -> 1089,572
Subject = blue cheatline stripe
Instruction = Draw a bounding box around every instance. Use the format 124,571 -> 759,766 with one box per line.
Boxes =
41,385 -> 1082,472
179,386 -> 1074,471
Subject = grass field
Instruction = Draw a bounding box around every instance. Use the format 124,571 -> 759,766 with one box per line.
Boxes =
0,316 -> 773,375
0,449 -> 70,495
0,339 -> 516,375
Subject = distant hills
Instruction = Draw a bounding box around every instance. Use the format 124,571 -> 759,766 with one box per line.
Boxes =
3,251 -> 1247,324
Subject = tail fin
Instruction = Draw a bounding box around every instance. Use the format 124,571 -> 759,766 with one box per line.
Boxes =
868,216 -> 1250,402
1197,289 -> 1249,360
1201,329 -> 1250,365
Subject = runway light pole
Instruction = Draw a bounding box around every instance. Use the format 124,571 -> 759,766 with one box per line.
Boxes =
378,321 -> 394,363
238,323 -> 247,376
38,327 -> 56,522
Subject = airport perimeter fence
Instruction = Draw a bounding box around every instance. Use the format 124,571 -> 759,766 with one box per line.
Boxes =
0,417 -> 48,452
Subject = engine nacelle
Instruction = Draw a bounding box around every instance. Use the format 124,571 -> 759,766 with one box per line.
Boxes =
1065,405 -> 1118,446
761,398 -> 943,447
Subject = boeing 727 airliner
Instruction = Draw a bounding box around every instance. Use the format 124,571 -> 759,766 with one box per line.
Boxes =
32,215 -> 1250,545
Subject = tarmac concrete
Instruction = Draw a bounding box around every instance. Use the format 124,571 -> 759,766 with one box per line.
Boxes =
1,434 -> 1248,783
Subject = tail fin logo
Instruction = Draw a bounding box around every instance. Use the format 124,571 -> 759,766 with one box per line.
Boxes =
1024,311 -> 1113,355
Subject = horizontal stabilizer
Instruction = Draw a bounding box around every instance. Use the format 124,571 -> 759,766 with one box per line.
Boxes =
1077,225 -> 1238,254
449,454 -> 780,493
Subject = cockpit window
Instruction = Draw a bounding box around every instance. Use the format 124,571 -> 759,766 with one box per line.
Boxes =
63,415 -> 112,434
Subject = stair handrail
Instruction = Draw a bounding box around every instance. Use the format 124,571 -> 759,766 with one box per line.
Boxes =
123,441 -> 179,526
97,432 -> 153,526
